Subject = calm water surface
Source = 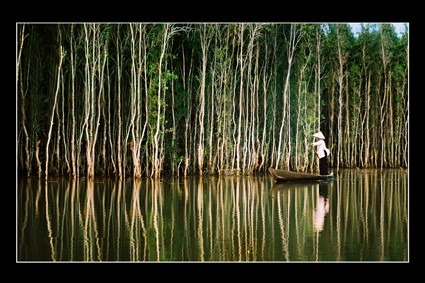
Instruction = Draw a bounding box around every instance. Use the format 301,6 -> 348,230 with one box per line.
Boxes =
17,169 -> 408,262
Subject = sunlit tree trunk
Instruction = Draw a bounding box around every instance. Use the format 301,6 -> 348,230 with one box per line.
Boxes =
295,30 -> 312,171
129,23 -> 143,178
100,62 -> 109,175
216,26 -> 234,174
17,24 -> 31,176
152,23 -> 183,178
312,25 -> 323,171
207,28 -> 217,174
358,41 -> 366,168
276,24 -> 300,169
116,25 -> 123,179
87,24 -> 103,178
106,61 -> 117,176
196,24 -> 211,175
243,25 -> 253,173
251,39 -> 261,172
141,25 -> 150,177
182,44 -> 192,177
152,24 -> 169,178
69,24 -> 78,178
16,24 -> 26,81
343,72 -> 350,166
83,24 -> 93,178
269,30 -> 278,167
138,24 -> 149,177
325,70 -> 336,172
352,67 -> 362,168
400,55 -> 408,167
303,80 -> 311,171
35,140 -> 42,177
230,30 -> 238,172
336,28 -> 346,169
45,38 -> 63,179
235,23 -> 245,175
365,73 -> 371,167
372,75 -> 381,168
258,37 -> 270,171
244,24 -> 261,173
170,56 -> 179,176
214,27 -> 225,174
94,30 -> 107,177
379,29 -> 390,168
60,71 -> 71,175
316,26 -> 322,132
388,72 -> 394,167
81,24 -> 97,179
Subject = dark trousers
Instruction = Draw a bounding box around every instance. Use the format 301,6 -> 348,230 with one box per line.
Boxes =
319,152 -> 328,175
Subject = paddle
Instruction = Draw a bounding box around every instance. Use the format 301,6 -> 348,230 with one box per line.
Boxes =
310,137 -> 319,157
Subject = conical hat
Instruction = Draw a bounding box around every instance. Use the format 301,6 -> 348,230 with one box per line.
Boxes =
313,131 -> 325,140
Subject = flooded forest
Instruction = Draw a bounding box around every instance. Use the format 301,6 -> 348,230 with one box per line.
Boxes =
16,23 -> 408,179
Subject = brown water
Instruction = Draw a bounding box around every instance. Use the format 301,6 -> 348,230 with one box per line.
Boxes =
17,169 -> 408,262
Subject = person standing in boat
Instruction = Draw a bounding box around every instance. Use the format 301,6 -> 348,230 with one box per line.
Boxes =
310,131 -> 330,175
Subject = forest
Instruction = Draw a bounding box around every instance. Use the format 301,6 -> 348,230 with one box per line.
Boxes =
16,23 -> 408,179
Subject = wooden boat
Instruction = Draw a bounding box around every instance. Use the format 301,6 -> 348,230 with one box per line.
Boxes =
268,167 -> 334,182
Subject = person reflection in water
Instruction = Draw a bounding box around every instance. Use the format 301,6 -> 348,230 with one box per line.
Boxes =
313,183 -> 329,232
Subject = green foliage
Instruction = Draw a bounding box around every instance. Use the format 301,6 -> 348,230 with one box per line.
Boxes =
100,24 -> 112,43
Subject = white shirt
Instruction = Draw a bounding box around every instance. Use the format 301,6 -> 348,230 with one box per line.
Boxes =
313,139 -> 330,159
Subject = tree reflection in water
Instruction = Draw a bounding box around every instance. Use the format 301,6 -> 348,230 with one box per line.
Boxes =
18,169 -> 408,262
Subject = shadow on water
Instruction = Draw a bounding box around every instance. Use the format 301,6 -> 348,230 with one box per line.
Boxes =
270,179 -> 333,192
17,169 -> 408,262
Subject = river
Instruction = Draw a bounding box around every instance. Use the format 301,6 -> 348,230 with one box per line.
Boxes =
17,168 -> 408,262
